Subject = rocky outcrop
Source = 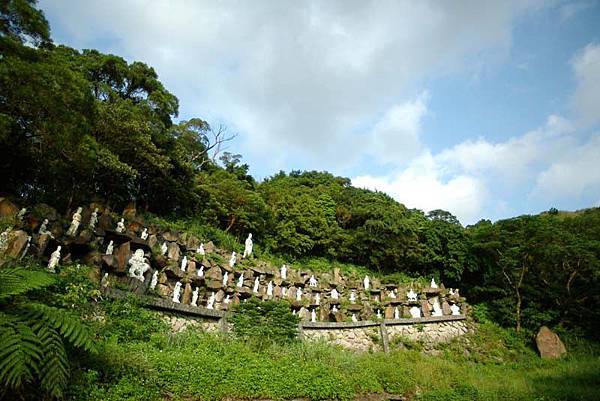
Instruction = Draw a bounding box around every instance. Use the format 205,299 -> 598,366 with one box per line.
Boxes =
536,326 -> 567,359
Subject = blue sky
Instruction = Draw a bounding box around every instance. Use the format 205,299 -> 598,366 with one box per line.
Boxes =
40,0 -> 600,224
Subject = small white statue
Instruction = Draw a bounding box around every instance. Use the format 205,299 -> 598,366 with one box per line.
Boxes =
363,275 -> 370,290
449,288 -> 455,295
17,207 -> 27,221
407,289 -> 418,302
88,208 -> 99,230
191,287 -> 199,306
39,219 -> 51,235
20,236 -> 31,259
409,306 -> 421,318
281,287 -> 288,296
314,293 -> 320,305
376,309 -> 382,319
128,249 -> 150,282
172,282 -> 182,303
292,309 -> 297,315
115,218 -> 126,233
101,272 -> 110,288
243,233 -> 253,258
66,207 -> 82,236
253,277 -> 260,293
311,309 -> 316,322
430,278 -> 438,289
332,305 -> 338,313
224,295 -> 231,304
280,264 -> 287,279
349,290 -> 356,303
105,240 -> 114,255
47,246 -> 61,273
308,275 -> 318,287
150,271 -> 158,290
206,292 -> 216,309
197,266 -> 204,278
331,288 -> 339,300
267,281 -> 273,297
197,243 -> 205,255
180,256 -> 188,272
388,289 -> 397,299
296,287 -> 302,301
140,228 -> 148,240
229,251 -> 237,268
454,289 -> 460,297
237,274 -> 244,287
394,307 -> 400,319
161,242 -> 168,255
432,299 -> 443,317
351,314 -> 358,322
450,304 -> 461,316
223,271 -> 229,287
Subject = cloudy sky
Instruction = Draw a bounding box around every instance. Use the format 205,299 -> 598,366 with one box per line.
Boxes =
40,0 -> 600,224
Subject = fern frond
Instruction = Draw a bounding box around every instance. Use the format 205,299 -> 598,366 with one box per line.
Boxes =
0,313 -> 43,390
37,326 -> 69,398
19,303 -> 96,352
0,268 -> 55,299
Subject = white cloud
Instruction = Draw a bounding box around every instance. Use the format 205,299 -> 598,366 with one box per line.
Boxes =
571,43 -> 600,127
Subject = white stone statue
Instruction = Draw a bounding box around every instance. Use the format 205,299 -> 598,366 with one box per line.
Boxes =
128,249 -> 150,282
450,304 -> 461,316
105,240 -> 114,255
237,274 -> 244,287
351,314 -> 358,322
267,281 -> 273,297
280,264 -> 287,280
197,243 -> 205,255
363,275 -> 370,290
407,289 -> 418,302
17,207 -> 27,221
332,305 -> 338,313
115,218 -> 126,233
88,208 -> 99,230
39,219 -> 51,235
207,292 -> 216,309
172,282 -> 182,303
296,287 -> 302,301
101,272 -> 109,288
224,295 -> 231,304
432,299 -> 443,317
314,293 -> 320,305
180,256 -> 188,272
47,246 -> 61,273
281,287 -> 288,296
377,309 -> 382,319
292,309 -> 297,315
430,278 -> 438,289
243,233 -> 253,258
349,290 -> 356,303
191,287 -> 199,306
388,289 -> 397,299
161,242 -> 168,255
229,251 -> 237,268
20,236 -> 31,259
223,271 -> 229,287
140,228 -> 148,240
150,271 -> 158,290
253,277 -> 260,293
454,289 -> 460,297
308,275 -> 318,287
394,307 -> 400,319
311,309 -> 316,322
197,266 -> 204,278
331,288 -> 339,300
409,306 -> 421,318
66,207 -> 82,236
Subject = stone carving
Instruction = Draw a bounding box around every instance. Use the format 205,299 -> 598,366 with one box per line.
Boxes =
430,278 -> 438,289
237,274 -> 244,287
150,271 -> 158,290
308,275 -> 318,287
222,271 -> 229,287
394,307 -> 400,319
450,304 -> 461,316
332,305 -> 338,313
352,314 -> 358,322
376,309 -> 382,319
180,256 -> 188,272
89,208 -> 99,230
314,293 -> 320,305
331,288 -> 339,300
17,208 -> 27,221
454,289 -> 460,297
207,292 -> 216,309
536,326 -> 567,359
243,233 -> 253,258
128,249 -> 150,282
140,228 -> 148,240
296,287 -> 303,301
311,309 -> 317,322
197,243 -> 205,255
105,240 -> 114,255
449,288 -> 454,295
191,287 -> 199,306
407,289 -> 418,302
197,266 -> 204,278
388,289 -> 397,299
432,299 -> 443,317
267,281 -> 273,297
101,272 -> 109,288
409,306 -> 421,318
281,287 -> 287,296
224,295 -> 231,304
229,251 -> 237,268
66,207 -> 82,236
280,264 -> 287,279
349,290 -> 356,303
47,246 -> 61,273
172,282 -> 182,303
161,242 -> 168,255
116,218 -> 126,233
363,275 -> 370,290
253,277 -> 260,293
39,219 -> 51,235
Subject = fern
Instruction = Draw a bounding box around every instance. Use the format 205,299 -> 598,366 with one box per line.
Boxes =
0,268 -> 55,299
0,313 -> 43,389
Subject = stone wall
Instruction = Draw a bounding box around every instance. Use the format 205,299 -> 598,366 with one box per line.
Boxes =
301,323 -> 383,352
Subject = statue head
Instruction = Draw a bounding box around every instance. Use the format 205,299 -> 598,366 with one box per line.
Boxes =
94,208 -> 99,213
43,219 -> 48,224
134,249 -> 144,258
77,207 -> 82,213
56,245 -> 61,252
248,233 -> 252,239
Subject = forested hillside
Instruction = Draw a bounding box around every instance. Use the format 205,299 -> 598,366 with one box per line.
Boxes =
1,0 -> 599,344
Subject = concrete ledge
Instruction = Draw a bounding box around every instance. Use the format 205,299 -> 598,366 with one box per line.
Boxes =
301,315 -> 466,329
384,315 -> 466,325
301,321 -> 381,329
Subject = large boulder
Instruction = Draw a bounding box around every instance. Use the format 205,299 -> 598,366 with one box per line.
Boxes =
4,230 -> 29,259
536,326 -> 567,359
0,198 -> 19,218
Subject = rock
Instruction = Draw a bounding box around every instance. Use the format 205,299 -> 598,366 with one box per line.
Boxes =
82,250 -> 102,266
113,241 -> 131,273
167,242 -> 180,260
182,283 -> 192,304
122,203 -> 137,220
156,283 -> 170,297
147,234 -> 158,249
97,214 -> 114,232
4,230 -> 29,258
442,301 -> 451,315
206,279 -> 222,290
32,203 -> 59,221
204,241 -> 215,253
536,326 -> 567,359
163,231 -> 179,242
36,233 -> 52,256
0,198 -> 19,218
